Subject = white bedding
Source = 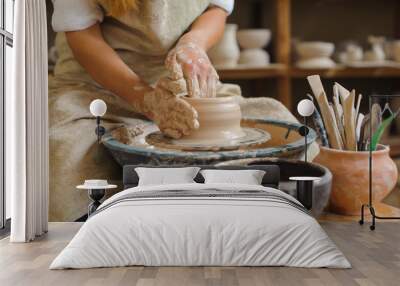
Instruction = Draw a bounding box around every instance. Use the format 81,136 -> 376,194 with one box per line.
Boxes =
50,183 -> 350,269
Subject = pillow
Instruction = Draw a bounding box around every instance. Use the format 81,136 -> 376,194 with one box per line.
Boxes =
135,167 -> 200,186
200,169 -> 266,185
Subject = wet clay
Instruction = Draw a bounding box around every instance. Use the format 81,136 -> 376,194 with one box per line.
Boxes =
142,81 -> 199,139
111,125 -> 144,145
165,41 -> 218,98
177,96 -> 246,144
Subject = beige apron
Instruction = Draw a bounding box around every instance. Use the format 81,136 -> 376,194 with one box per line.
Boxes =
49,0 -> 306,221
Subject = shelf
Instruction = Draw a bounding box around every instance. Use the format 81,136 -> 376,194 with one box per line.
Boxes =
222,0 -> 400,109
218,65 -> 400,80
290,66 -> 400,79
217,64 -> 287,80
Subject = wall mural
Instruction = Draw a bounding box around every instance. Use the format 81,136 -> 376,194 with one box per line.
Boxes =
47,0 -> 317,222
48,0 -> 400,224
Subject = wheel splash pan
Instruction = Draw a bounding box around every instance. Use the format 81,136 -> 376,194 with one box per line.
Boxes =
102,117 -> 317,166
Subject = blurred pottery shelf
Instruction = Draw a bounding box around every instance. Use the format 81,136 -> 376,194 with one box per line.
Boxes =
217,64 -> 287,79
290,65 -> 400,79
167,0 -> 400,110
218,64 -> 400,80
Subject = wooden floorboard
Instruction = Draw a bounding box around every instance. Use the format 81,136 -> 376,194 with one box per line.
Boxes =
0,221 -> 399,286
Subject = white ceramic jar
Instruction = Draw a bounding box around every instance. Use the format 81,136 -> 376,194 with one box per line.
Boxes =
208,24 -> 240,68
237,29 -> 271,67
392,40 -> 400,62
237,29 -> 271,49
295,41 -> 336,68
239,49 -> 270,66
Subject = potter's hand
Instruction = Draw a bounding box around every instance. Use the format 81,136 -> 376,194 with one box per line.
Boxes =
142,82 -> 199,139
166,39 -> 218,98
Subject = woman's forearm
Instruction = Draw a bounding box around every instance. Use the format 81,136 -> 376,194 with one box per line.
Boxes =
65,24 -> 151,106
180,6 -> 228,51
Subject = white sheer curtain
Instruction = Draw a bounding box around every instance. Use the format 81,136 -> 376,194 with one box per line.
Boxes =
9,0 -> 49,242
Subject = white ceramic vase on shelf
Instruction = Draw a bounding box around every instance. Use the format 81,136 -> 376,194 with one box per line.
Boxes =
388,40 -> 400,62
295,41 -> 336,68
208,24 -> 240,68
237,29 -> 271,67
338,43 -> 363,64
364,36 -> 385,62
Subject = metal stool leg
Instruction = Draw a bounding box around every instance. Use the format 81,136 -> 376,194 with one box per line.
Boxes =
359,204 -> 365,225
369,206 -> 376,231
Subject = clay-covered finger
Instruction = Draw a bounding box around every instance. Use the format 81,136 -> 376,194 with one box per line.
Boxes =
174,119 -> 191,136
172,112 -> 198,136
196,58 -> 210,98
161,127 -> 182,139
178,98 -> 198,119
165,51 -> 184,80
158,77 -> 187,96
167,113 -> 192,136
181,65 -> 200,98
186,75 -> 201,98
211,66 -> 219,81
198,74 -> 208,98
209,75 -> 218,98
177,112 -> 199,134
175,99 -> 199,130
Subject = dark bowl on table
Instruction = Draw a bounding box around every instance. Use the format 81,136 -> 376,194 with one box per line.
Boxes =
216,157 -> 332,217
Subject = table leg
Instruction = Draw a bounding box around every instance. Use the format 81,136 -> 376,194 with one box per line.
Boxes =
297,181 -> 313,210
88,189 -> 106,216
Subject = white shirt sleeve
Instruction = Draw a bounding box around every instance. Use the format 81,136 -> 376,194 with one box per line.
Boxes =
210,0 -> 234,15
52,0 -> 104,32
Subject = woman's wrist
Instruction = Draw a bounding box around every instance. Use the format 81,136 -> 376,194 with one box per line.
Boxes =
178,31 -> 208,51
124,81 -> 154,117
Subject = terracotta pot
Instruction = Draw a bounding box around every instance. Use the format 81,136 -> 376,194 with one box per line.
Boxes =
208,24 -> 240,68
314,145 -> 398,215
181,96 -> 245,143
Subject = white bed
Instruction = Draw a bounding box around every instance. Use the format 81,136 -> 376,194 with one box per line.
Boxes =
50,182 -> 350,269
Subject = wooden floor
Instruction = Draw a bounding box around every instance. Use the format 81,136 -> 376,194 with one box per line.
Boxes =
0,220 -> 399,286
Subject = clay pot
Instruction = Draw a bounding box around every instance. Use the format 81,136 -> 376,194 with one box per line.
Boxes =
208,24 -> 240,68
239,49 -> 270,66
392,40 -> 400,62
295,42 -> 336,68
181,96 -> 245,144
364,36 -> 386,62
338,44 -> 363,64
296,58 -> 336,69
296,42 -> 335,59
314,145 -> 398,216
237,29 -> 271,49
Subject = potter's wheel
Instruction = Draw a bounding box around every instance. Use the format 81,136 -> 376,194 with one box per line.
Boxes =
102,117 -> 317,166
145,127 -> 271,151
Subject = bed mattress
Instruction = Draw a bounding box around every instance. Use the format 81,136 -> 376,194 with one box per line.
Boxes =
50,183 -> 350,269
